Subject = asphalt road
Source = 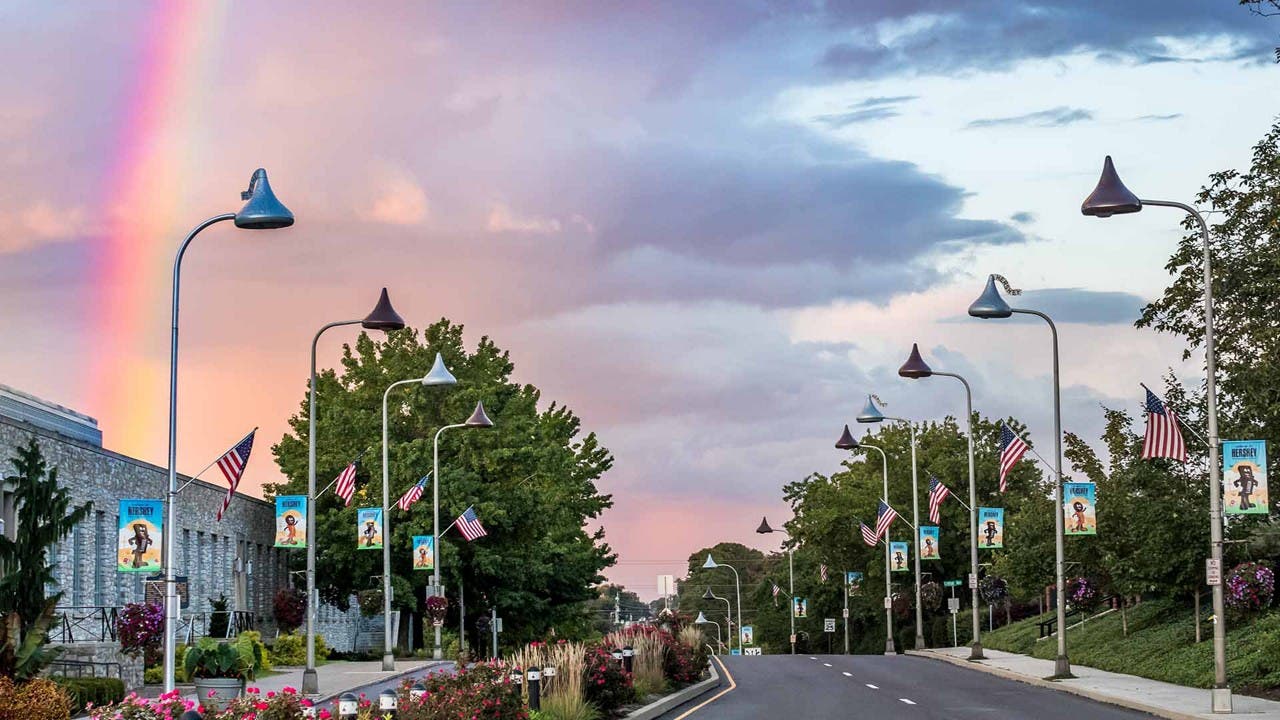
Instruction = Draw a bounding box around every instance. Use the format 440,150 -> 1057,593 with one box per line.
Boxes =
655,654 -> 1159,719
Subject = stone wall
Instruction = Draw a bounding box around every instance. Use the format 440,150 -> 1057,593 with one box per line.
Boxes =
48,641 -> 144,691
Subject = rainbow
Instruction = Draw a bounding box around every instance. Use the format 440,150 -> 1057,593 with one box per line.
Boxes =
91,1 -> 229,460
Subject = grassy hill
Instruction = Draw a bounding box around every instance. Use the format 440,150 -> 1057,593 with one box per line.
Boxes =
981,599 -> 1280,694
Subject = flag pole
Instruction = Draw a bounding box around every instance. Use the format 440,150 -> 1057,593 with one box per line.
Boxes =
882,499 -> 916,531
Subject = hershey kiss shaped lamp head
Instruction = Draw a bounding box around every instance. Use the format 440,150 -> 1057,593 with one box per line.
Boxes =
968,275 -> 1013,319
856,395 -> 886,424
1080,156 -> 1142,218
234,168 -> 294,229
835,424 -> 858,450
361,288 -> 406,331
897,343 -> 933,379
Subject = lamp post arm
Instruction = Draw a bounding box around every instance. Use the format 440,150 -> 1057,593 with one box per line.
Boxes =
163,212 -> 235,694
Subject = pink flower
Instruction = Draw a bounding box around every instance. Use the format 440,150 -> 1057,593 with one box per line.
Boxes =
247,687 -> 260,694
318,710 -> 332,720
283,686 -> 298,694
266,691 -> 276,699
207,690 -> 217,698
301,699 -> 314,707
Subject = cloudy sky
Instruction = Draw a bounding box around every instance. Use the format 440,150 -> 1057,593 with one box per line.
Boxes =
1,2 -> 1276,598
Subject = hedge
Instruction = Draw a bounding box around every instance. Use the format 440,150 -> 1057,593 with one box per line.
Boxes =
54,677 -> 125,715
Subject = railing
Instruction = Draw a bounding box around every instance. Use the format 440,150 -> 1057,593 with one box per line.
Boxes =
1037,595 -> 1116,638
54,606 -> 119,643
181,611 -> 257,642
45,657 -> 122,681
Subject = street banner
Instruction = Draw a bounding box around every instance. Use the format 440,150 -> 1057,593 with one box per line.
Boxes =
890,541 -> 909,571
741,625 -> 753,645
117,500 -> 162,573
792,597 -> 808,618
274,495 -> 307,548
412,536 -> 434,570
1063,482 -> 1097,535
846,571 -> 863,593
1224,440 -> 1269,515
919,525 -> 941,560
357,507 -> 384,549
978,507 -> 1004,549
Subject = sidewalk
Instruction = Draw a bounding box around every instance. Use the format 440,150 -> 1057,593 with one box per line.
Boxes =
913,647 -> 1280,719
247,659 -> 451,702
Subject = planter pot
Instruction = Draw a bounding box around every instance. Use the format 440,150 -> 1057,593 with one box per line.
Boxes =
195,677 -> 245,712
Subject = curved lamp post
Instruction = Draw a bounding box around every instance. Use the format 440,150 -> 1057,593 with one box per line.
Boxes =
694,611 -> 722,654
304,289 -> 405,693
897,343 -> 984,660
702,587 -> 734,654
968,276 -> 1070,677
756,516 -> 795,654
381,353 -> 459,669
855,395 -> 925,650
1082,156 -> 1229,711
836,425 -> 896,655
431,400 -> 495,659
702,555 -> 741,656
163,169 -> 293,692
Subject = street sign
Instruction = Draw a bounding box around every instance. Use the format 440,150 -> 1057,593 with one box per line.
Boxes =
883,596 -> 892,609
968,573 -> 978,589
948,598 -> 960,614
145,575 -> 189,609
842,607 -> 849,618
943,579 -> 962,588
1206,558 -> 1222,586
789,633 -> 797,644
823,618 -> 836,633
744,647 -> 762,656
730,649 -> 742,656
495,618 -> 504,633
424,584 -> 442,598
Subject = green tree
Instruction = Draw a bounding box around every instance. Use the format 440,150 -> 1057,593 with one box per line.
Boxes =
0,439 -> 92,679
269,321 -> 614,648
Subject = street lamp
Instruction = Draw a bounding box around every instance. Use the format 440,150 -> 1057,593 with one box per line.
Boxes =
897,343 -> 984,660
381,353 -> 459,670
304,289 -> 406,694
1082,156 -> 1230,711
702,555 -> 741,656
855,395 -> 926,650
968,276 -> 1070,677
756,516 -> 795,655
701,587 -> 734,654
835,425 -> 895,655
694,611 -> 722,654
431,400 -> 494,660
162,169 -> 293,692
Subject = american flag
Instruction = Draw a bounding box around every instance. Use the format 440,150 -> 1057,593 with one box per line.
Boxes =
873,500 -> 898,541
1142,387 -> 1188,462
927,475 -> 952,524
396,475 -> 429,512
456,506 -> 488,541
214,430 -> 256,521
998,424 -> 1030,493
819,563 -> 829,583
860,521 -> 879,547
334,460 -> 359,506
771,582 -> 781,606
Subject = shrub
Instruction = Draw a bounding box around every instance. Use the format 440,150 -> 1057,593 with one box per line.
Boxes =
0,676 -> 72,720
1065,576 -> 1100,612
54,677 -> 125,715
116,603 -> 164,656
270,632 -> 329,666
220,685 -> 311,720
182,636 -> 261,681
1227,562 -> 1276,616
273,588 -> 307,633
395,661 -> 527,720
238,630 -> 272,672
207,595 -> 231,639
582,644 -> 633,712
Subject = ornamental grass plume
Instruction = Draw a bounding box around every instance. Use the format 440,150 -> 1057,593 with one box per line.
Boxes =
604,630 -> 665,697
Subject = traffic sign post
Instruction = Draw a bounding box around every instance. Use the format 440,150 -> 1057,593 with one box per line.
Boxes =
823,618 -> 836,633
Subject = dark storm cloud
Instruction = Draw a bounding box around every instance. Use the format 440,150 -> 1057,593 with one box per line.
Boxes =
814,1 -> 1272,78
966,106 -> 1094,129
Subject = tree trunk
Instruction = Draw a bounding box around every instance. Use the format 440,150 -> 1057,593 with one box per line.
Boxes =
1005,599 -> 1012,627
1194,592 -> 1202,643
1121,600 -> 1128,637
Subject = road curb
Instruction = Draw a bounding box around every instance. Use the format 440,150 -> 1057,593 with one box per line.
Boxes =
624,659 -> 722,720
906,650 -> 1205,720
315,660 -> 452,704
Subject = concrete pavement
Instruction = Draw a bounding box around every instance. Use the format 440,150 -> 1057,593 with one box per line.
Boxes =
655,653 -> 1156,719
247,659 -> 452,702
917,647 -> 1280,720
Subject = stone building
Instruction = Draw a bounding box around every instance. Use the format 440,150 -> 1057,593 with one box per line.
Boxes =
0,384 -> 289,650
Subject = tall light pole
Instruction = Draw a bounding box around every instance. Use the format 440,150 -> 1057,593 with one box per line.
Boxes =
163,169 -> 293,692
702,587 -> 734,654
836,425 -> 895,655
1082,156 -> 1230,711
694,611 -> 722,654
303,289 -> 405,694
381,354 -> 458,670
897,343 -> 984,660
756,516 -> 795,654
968,276 -> 1069,677
855,395 -> 926,650
702,555 -> 741,655
431,401 -> 494,660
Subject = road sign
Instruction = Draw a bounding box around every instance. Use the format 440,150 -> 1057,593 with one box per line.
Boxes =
842,607 -> 849,618
883,596 -> 892,609
943,579 -> 962,588
744,647 -> 762,656
1206,558 -> 1222,586
948,597 -> 960,614
495,617 -> 504,633
730,649 -> 742,656
823,618 -> 836,633
789,634 -> 797,644
968,573 -> 978,589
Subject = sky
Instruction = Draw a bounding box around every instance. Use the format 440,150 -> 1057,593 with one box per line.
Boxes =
1,1 -> 1277,600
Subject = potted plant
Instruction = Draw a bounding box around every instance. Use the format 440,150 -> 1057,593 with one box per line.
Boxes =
183,636 -> 261,711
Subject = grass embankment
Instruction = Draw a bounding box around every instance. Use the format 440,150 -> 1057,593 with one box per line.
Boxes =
982,599 -> 1280,692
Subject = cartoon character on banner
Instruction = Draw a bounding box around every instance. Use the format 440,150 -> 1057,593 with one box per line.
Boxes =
129,524 -> 152,569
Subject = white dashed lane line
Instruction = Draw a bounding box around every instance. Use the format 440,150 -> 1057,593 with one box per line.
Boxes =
822,662 -> 832,667
841,672 -> 852,677
809,656 -> 817,660
899,699 -> 917,705
866,684 -> 879,690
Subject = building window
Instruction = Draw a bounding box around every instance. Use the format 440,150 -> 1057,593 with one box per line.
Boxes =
95,511 -> 107,607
